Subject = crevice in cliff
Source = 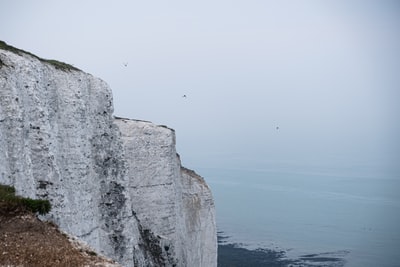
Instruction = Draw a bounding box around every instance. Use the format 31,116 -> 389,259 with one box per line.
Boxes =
128,182 -> 173,189
131,210 -> 178,267
99,181 -> 127,260
77,226 -> 100,239
132,211 -> 165,266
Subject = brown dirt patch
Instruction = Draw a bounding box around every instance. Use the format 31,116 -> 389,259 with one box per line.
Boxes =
0,212 -> 120,267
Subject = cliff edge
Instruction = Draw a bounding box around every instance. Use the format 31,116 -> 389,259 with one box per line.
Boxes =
0,41 -> 217,267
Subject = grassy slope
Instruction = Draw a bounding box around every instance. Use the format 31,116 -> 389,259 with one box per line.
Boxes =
0,40 -> 80,71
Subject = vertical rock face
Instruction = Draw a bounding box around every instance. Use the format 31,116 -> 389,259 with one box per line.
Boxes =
0,44 -> 216,267
181,167 -> 218,267
115,119 -> 217,267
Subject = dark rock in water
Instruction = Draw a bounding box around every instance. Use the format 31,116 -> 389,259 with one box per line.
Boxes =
298,251 -> 348,266
218,243 -> 295,267
217,233 -> 347,267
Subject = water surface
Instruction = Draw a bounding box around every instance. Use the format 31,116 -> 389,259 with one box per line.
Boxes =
200,163 -> 400,267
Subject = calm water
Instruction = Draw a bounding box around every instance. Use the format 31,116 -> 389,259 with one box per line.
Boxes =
200,163 -> 400,267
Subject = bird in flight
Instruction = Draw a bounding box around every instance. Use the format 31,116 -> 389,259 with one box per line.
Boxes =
276,126 -> 279,130
123,62 -> 128,67
182,94 -> 187,98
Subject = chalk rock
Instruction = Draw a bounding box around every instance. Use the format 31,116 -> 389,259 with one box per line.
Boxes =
115,118 -> 217,267
0,43 -> 216,267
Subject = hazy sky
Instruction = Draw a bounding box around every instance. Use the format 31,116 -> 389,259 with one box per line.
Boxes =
1,0 -> 399,174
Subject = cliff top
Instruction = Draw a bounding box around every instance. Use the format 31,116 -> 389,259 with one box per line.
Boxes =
181,166 -> 209,188
114,116 -> 176,132
0,40 -> 80,72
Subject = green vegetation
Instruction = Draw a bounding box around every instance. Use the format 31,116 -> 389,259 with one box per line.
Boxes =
0,184 -> 51,215
86,250 -> 98,257
41,59 -> 79,71
0,40 -> 22,55
0,40 -> 80,72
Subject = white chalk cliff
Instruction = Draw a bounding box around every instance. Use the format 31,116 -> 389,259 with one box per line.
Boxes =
0,42 -> 217,267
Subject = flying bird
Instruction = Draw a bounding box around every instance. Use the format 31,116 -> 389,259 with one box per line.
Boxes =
123,62 -> 128,67
276,126 -> 279,130
182,94 -> 187,98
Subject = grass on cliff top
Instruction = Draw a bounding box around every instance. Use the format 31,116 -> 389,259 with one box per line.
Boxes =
0,184 -> 51,215
0,40 -> 80,72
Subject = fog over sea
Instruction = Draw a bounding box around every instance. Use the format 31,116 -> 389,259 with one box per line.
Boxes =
198,158 -> 400,267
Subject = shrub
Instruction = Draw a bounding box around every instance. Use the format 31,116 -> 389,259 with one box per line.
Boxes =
21,198 -> 52,215
0,184 -> 16,195
0,183 -> 51,215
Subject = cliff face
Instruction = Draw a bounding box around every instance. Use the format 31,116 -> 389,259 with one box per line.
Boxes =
115,119 -> 217,267
0,43 -> 217,267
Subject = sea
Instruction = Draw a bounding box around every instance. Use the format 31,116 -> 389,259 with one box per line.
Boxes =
198,162 -> 400,267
